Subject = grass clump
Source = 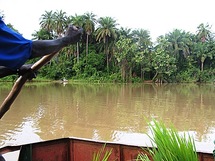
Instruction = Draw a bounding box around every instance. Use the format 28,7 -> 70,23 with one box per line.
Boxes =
213,140 -> 215,159
92,144 -> 113,161
137,119 -> 198,161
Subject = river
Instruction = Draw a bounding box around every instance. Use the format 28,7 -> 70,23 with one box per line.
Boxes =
0,82 -> 214,153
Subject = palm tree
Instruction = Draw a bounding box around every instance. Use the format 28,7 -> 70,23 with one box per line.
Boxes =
39,10 -> 71,67
132,29 -> 152,50
166,29 -> 182,57
95,16 -> 118,72
70,14 -> 84,63
156,35 -> 172,50
193,40 -> 214,72
196,23 -> 212,42
195,23 -> 214,73
166,29 -> 195,73
83,12 -> 97,56
39,11 -> 55,34
32,28 -> 53,40
166,29 -> 192,60
131,29 -> 152,80
70,14 -> 84,28
53,10 -> 68,37
118,27 -> 133,39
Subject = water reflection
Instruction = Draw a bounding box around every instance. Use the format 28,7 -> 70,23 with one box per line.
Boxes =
0,83 -> 214,151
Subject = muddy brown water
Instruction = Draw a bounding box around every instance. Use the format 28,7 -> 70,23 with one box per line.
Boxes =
0,82 -> 214,153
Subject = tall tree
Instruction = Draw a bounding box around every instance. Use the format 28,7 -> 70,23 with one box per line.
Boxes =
70,14 -> 84,63
39,11 -> 55,34
53,10 -> 68,37
83,12 -> 97,56
95,16 -> 118,72
70,14 -> 84,28
196,23 -> 212,42
195,23 -> 214,75
118,27 -> 133,39
193,41 -> 214,72
32,28 -> 53,40
151,47 -> 176,83
165,29 -> 193,72
165,30 -> 181,58
132,29 -> 152,50
132,29 -> 152,80
115,37 -> 137,82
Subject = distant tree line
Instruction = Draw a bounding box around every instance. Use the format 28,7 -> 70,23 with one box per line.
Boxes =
2,10 -> 215,83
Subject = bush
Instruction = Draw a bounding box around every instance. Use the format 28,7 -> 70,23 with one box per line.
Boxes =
175,68 -> 200,83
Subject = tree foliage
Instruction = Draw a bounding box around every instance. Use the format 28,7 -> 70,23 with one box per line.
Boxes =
2,9 -> 215,83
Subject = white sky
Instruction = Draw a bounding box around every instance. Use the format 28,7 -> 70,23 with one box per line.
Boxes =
1,0 -> 215,42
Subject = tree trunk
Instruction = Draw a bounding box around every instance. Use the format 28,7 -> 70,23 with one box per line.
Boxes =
152,72 -> 158,82
86,34 -> 89,56
106,48 -> 109,72
77,42 -> 79,63
121,64 -> 125,83
201,59 -> 204,72
140,65 -> 145,81
129,67 -> 132,83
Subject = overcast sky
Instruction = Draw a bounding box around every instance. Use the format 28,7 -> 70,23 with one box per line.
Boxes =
1,0 -> 215,42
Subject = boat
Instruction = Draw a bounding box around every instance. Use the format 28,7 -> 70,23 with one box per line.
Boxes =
0,137 -> 213,161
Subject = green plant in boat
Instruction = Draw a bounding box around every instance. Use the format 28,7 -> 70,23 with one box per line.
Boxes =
137,119 -> 198,161
92,144 -> 113,161
213,140 -> 215,159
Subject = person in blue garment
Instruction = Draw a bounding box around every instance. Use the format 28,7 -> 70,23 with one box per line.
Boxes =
0,155 -> 5,161
0,17 -> 83,79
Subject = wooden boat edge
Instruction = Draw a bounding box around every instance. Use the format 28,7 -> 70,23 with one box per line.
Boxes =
0,137 -> 214,161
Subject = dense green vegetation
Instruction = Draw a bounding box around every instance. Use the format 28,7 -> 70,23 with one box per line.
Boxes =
2,10 -> 215,83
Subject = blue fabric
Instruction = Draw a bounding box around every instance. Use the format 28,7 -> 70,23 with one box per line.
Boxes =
0,17 -> 32,70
